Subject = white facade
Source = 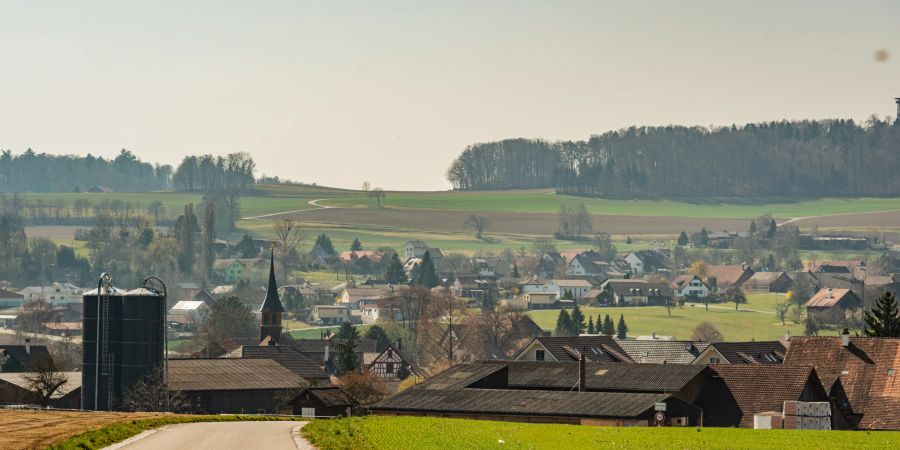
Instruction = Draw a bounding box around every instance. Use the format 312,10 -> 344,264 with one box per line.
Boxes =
674,277 -> 710,299
624,253 -> 645,275
20,283 -> 82,305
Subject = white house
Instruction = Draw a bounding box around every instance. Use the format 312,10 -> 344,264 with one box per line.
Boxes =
624,253 -> 645,275
312,305 -> 351,325
520,278 -> 593,300
20,283 -> 82,305
670,275 -> 711,299
167,300 -> 211,325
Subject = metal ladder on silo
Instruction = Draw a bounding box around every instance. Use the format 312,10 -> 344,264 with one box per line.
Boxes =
100,287 -> 112,410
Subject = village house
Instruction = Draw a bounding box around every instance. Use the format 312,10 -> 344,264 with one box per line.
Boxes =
519,292 -> 557,310
598,279 -> 673,306
404,240 -> 443,261
312,305 -> 352,325
520,278 -> 593,300
669,275 -> 711,299
623,250 -> 672,275
513,336 -> 633,362
337,285 -> 396,309
693,341 -> 787,365
281,337 -> 379,374
293,387 -> 358,418
212,258 -> 263,283
784,335 -> 900,430
742,272 -> 794,293
705,264 -> 755,291
0,340 -> 52,372
804,288 -> 863,325
365,341 -> 424,383
0,288 -> 24,309
19,283 -> 82,305
616,340 -> 711,364
167,300 -> 212,328
451,274 -> 498,300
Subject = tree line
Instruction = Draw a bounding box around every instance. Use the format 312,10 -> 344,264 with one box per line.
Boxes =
446,118 -> 900,196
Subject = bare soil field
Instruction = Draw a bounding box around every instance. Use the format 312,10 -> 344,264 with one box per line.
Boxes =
0,410 -> 164,450
286,208 -> 750,235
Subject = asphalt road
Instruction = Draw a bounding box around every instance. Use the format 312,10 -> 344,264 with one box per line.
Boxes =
117,421 -> 310,450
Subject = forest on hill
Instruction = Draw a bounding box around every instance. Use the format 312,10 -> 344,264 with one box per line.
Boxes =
446,118 -> 900,197
0,149 -> 256,193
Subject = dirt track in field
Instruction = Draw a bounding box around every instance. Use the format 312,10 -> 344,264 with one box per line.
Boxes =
283,208 -> 751,235
0,410 -> 163,450
789,210 -> 900,229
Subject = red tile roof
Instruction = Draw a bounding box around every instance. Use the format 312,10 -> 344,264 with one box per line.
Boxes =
804,288 -> 858,308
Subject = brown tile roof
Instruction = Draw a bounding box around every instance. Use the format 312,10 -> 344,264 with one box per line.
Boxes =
699,365 -> 826,427
238,345 -> 328,381
503,361 -> 708,392
784,336 -> 900,430
521,336 -> 633,362
804,288 -> 859,308
167,358 -> 307,391
617,340 -> 710,364
706,265 -> 754,288
0,288 -> 23,299
305,387 -> 357,407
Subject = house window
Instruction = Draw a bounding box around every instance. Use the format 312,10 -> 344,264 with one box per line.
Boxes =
709,357 -> 721,364
535,350 -> 545,361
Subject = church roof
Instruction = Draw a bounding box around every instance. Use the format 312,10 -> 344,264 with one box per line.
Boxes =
260,249 -> 284,313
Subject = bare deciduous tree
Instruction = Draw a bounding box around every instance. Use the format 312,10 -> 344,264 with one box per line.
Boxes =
691,321 -> 724,342
369,188 -> 386,207
121,367 -> 190,412
273,217 -> 306,280
23,354 -> 69,407
464,215 -> 488,239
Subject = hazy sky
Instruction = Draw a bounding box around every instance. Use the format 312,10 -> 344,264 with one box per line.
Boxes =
0,1 -> 897,190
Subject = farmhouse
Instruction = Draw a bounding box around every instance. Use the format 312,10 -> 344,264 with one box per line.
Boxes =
293,387 -> 357,418
0,288 -> 24,308
212,258 -> 262,283
365,341 -> 424,382
669,275 -> 710,299
705,265 -> 754,290
312,305 -> 352,325
804,288 -> 862,324
223,344 -> 330,387
742,272 -> 794,293
598,279 -> 673,306
784,335 -> 900,430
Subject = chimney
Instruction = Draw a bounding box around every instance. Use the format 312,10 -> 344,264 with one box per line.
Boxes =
25,338 -> 31,355
578,349 -> 587,392
785,331 -> 791,342
841,329 -> 850,347
652,332 -> 656,340
324,344 -> 330,363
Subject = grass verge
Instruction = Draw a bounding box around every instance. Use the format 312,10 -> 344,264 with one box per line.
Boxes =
302,416 -> 900,450
47,415 -> 300,450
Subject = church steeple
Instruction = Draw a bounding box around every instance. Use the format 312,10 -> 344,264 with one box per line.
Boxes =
260,244 -> 284,343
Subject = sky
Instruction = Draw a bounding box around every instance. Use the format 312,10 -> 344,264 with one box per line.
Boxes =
0,0 -> 897,191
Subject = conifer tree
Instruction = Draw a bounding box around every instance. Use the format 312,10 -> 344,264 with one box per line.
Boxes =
677,231 -> 689,246
512,263 -> 519,278
864,291 -> 900,337
385,253 -> 408,284
602,314 -> 615,336
350,237 -> 363,251
570,304 -> 585,335
616,314 -> 629,339
554,309 -> 574,337
415,251 -> 439,288
587,316 -> 595,334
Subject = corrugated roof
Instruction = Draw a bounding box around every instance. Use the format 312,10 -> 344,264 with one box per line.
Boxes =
504,361 -> 707,392
0,372 -> 81,398
804,288 -> 858,308
167,358 -> 306,391
239,345 -> 329,381
306,387 -> 357,407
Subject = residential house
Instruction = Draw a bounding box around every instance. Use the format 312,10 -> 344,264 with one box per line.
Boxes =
706,231 -> 750,248
404,240 -> 443,261
0,341 -> 52,372
742,272 -> 794,293
669,275 -> 710,299
617,340 -> 711,364
784,335 -> 900,430
337,285 -> 397,309
598,280 -> 673,306
705,264 -> 754,290
623,250 -> 672,275
520,292 -> 557,310
0,288 -> 24,309
0,371 -> 81,408
293,387 -> 357,418
166,358 -> 309,414
212,258 -> 262,283
804,288 -> 862,325
167,300 -> 211,327
693,341 -> 787,365
520,278 -> 592,300
281,337 -> 379,374
451,275 -> 498,301
513,336 -> 632,362
312,305 -> 351,325
20,283 -> 82,305
365,341 -> 424,382
693,365 -> 829,428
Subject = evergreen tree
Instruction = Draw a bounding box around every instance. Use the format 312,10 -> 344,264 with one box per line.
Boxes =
350,237 -> 363,251
768,220 -> 777,239
313,233 -> 336,256
602,314 -> 615,336
748,220 -> 757,236
616,314 -> 629,339
626,236 -> 632,244
177,203 -> 195,274
570,304 -> 585,335
335,321 -> 360,374
235,234 -> 257,258
587,316 -> 595,334
512,263 -> 519,278
864,291 -> 900,337
363,325 -> 391,352
554,309 -> 574,337
699,227 -> 709,246
677,231 -> 689,246
415,251 -> 439,288
385,253 -> 408,284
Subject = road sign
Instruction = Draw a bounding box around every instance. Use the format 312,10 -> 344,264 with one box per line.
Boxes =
655,411 -> 666,424
654,402 -> 667,412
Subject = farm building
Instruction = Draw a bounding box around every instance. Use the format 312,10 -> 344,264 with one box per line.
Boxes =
0,372 -> 81,408
705,265 -> 754,290
803,288 -> 862,325
293,387 -> 357,418
741,272 -> 794,293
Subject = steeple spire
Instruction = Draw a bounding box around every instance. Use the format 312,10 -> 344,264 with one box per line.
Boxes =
260,243 -> 284,342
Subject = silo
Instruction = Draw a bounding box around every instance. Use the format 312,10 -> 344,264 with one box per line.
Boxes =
82,277 -> 166,411
82,282 -> 125,411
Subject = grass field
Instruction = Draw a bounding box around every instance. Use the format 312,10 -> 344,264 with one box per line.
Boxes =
302,416 -> 900,450
527,293 -> 804,342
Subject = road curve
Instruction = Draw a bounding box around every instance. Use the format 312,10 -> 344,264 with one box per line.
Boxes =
115,421 -> 311,450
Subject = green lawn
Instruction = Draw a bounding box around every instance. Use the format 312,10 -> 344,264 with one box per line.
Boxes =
529,302 -> 803,342
302,416 -> 900,450
319,190 -> 900,219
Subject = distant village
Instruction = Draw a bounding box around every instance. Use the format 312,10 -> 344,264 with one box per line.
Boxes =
2,223 -> 900,432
